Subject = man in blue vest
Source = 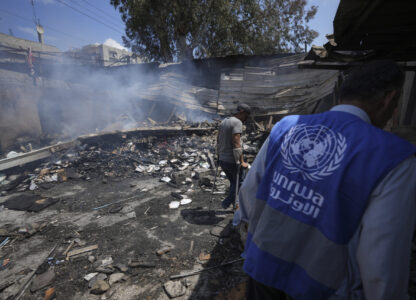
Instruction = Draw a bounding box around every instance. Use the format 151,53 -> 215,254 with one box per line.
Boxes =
237,60 -> 416,300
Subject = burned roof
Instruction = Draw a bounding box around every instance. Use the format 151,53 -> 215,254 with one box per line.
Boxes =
139,53 -> 339,117
306,0 -> 416,64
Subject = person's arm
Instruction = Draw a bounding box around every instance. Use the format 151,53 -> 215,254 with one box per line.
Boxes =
356,155 -> 416,300
232,133 -> 247,167
238,137 -> 269,223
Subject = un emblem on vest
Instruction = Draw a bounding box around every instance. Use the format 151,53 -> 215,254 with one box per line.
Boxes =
281,124 -> 347,181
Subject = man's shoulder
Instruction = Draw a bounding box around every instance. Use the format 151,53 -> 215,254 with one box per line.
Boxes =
221,116 -> 242,127
228,116 -> 242,126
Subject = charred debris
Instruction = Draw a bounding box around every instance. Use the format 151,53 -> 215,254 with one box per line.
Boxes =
0,118 -> 267,300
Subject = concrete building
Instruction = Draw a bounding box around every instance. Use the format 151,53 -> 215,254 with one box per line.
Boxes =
0,32 -> 61,66
65,43 -> 140,67
0,33 -> 63,152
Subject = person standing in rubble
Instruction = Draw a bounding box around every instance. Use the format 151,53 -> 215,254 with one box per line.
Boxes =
237,61 -> 416,299
217,103 -> 251,209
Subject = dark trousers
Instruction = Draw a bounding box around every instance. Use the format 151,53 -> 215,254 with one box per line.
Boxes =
219,160 -> 244,208
246,277 -> 292,300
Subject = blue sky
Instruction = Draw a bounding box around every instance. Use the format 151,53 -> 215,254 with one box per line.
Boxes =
0,0 -> 340,52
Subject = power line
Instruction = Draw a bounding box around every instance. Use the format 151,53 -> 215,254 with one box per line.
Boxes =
68,0 -> 121,29
0,8 -> 90,44
71,0 -> 122,29
30,0 -> 39,26
83,0 -> 120,21
55,0 -> 124,35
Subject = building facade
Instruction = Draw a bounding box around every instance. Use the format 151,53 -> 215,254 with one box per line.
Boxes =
65,43 -> 140,67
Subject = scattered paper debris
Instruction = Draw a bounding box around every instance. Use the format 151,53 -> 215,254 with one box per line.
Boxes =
180,198 -> 192,205
169,201 -> 180,209
161,177 -> 172,183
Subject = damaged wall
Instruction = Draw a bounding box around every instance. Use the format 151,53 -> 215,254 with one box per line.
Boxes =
137,53 -> 339,118
0,34 -> 340,155
0,58 -> 46,151
0,82 -> 43,151
217,54 -> 339,116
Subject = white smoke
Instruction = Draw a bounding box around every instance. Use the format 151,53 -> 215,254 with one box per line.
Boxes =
103,38 -> 128,51
35,55 -> 213,142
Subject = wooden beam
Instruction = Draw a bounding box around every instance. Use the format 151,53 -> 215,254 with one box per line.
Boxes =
399,65 -> 416,126
299,61 -> 416,71
165,105 -> 177,124
66,244 -> 98,259
0,140 -> 77,172
266,116 -> 273,130
147,102 -> 156,119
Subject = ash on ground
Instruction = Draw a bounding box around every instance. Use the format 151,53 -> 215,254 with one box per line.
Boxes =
0,128 -> 263,300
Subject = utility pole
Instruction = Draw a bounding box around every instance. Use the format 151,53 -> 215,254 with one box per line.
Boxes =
31,0 -> 44,44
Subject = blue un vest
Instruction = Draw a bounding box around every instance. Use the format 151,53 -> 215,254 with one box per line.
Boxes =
243,111 -> 416,299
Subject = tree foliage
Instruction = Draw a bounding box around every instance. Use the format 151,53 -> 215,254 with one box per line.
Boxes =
111,0 -> 318,62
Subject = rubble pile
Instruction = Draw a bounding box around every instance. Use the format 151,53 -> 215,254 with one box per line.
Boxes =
0,125 -> 265,300
0,123 -> 415,299
0,119 -> 215,160
1,126 -> 264,198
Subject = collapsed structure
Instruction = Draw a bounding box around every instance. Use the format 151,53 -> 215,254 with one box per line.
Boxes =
0,0 -> 415,299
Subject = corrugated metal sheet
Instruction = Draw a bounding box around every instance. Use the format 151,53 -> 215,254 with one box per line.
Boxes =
139,54 -> 339,117
217,54 -> 339,115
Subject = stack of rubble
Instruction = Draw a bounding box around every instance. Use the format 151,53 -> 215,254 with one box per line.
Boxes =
1,126 -> 264,198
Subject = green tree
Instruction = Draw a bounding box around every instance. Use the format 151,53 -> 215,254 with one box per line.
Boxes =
111,0 -> 318,62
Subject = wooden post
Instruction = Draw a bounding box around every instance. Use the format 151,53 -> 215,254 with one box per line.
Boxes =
166,105 -> 177,124
398,65 -> 416,127
266,116 -> 273,130
147,102 -> 156,119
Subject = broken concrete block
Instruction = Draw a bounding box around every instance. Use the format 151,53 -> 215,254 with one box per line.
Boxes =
163,280 -> 186,298
109,273 -> 124,286
84,273 -> 98,281
210,227 -> 224,237
0,280 -> 14,292
30,269 -> 55,292
88,274 -> 107,288
90,280 -> 110,294
74,238 -> 86,246
126,211 -> 136,218
96,265 -> 115,274
114,263 -> 128,272
101,256 -> 113,266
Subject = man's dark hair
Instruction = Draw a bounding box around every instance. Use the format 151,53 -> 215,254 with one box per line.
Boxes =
235,103 -> 251,115
339,60 -> 404,103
